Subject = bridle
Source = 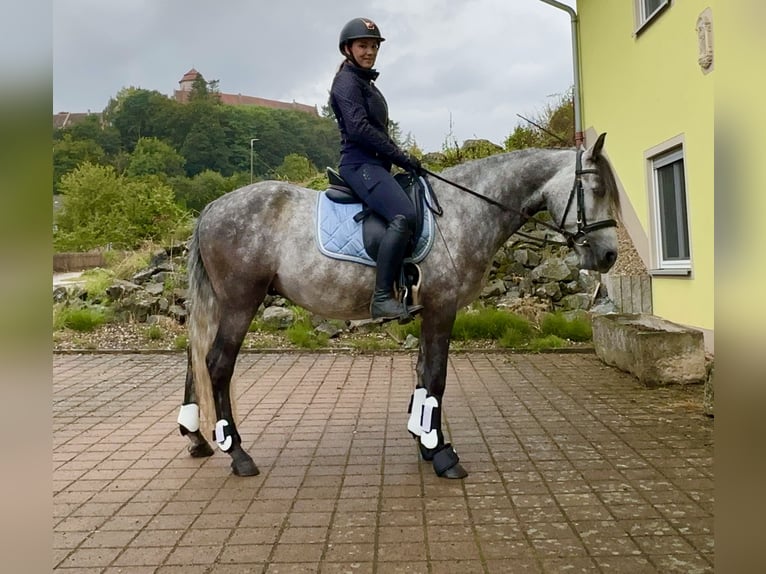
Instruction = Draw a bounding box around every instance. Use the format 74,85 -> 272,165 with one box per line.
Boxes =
557,149 -> 618,247
423,148 -> 617,248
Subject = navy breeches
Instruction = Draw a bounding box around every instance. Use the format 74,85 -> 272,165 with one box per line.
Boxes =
339,163 -> 417,231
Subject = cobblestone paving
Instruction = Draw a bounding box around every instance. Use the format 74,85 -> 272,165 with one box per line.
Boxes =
53,352 -> 713,573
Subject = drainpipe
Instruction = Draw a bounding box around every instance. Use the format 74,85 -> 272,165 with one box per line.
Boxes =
537,1 -> 584,147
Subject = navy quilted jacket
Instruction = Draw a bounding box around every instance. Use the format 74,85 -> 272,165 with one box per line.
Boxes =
330,62 -> 410,169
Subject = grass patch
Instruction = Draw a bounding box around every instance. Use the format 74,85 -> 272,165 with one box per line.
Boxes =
540,311 -> 592,342
527,334 -> 568,352
80,268 -> 114,302
107,246 -> 154,280
286,323 -> 328,349
346,335 -> 400,351
173,334 -> 188,350
285,307 -> 329,349
453,308 -> 533,341
54,304 -> 110,332
145,324 -> 164,341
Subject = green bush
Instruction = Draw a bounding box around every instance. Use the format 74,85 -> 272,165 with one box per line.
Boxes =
540,311 -> 592,342
145,324 -> 163,341
174,334 -> 188,350
54,162 -> 190,251
452,308 -> 532,341
54,304 -> 110,332
286,322 -> 328,349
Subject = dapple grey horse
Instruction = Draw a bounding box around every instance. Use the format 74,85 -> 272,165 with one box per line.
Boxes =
177,133 -> 620,479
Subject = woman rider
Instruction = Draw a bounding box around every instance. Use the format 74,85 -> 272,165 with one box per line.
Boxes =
329,17 -> 424,321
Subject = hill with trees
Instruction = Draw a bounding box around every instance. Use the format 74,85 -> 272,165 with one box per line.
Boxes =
54,81 -> 574,252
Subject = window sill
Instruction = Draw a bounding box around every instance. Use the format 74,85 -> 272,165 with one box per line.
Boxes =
634,0 -> 671,37
649,268 -> 691,277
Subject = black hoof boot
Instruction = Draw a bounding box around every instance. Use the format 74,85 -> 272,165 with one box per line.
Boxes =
230,446 -> 259,477
188,442 -> 214,458
184,430 -> 214,458
431,444 -> 467,479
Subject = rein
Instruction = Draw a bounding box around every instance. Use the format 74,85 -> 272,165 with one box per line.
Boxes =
423,149 -> 617,247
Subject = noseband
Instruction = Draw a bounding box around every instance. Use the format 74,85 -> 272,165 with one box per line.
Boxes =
558,149 -> 617,247
423,149 -> 617,247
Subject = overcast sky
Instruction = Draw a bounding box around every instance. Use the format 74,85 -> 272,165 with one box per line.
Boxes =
53,0 -> 578,153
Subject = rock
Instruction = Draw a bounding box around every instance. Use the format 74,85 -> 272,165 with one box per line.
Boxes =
314,320 -> 343,338
261,306 -> 295,329
53,285 -> 69,303
590,299 -> 617,315
168,304 -> 187,324
530,258 -> 575,282
577,269 -> 601,294
403,334 -> 419,349
535,282 -> 561,300
145,282 -> 165,296
559,293 -> 591,311
105,280 -> 141,300
481,279 -> 507,298
132,264 -> 173,284
112,290 -> 160,323
592,313 -> 706,386
513,248 -> 540,268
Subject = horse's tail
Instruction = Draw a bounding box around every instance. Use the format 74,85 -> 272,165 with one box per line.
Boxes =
187,218 -> 219,434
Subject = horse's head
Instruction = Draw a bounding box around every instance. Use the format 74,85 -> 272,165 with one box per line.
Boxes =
550,133 -> 621,273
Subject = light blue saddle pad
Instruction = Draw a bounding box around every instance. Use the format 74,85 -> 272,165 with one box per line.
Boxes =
315,187 -> 436,267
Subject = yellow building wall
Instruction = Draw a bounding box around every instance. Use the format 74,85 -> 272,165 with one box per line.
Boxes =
577,1 -> 714,343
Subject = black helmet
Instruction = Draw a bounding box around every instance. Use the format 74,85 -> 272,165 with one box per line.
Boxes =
338,17 -> 385,54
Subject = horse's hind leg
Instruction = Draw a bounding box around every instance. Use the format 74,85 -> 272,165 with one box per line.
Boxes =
178,349 -> 215,458
207,310 -> 260,477
408,308 -> 468,479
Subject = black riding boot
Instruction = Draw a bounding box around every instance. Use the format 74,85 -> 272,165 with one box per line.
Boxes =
371,215 -> 423,321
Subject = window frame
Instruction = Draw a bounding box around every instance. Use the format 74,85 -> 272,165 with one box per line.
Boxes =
634,0 -> 671,35
646,139 -> 692,276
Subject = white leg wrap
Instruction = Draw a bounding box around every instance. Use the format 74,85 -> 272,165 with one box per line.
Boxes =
407,388 -> 427,436
215,419 -> 233,451
408,388 -> 440,449
177,403 -> 200,433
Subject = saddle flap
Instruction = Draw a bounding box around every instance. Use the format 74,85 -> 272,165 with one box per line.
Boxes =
325,167 -> 362,204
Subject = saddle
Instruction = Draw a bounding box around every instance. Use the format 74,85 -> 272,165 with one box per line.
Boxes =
319,168 -> 441,307
325,168 -> 428,261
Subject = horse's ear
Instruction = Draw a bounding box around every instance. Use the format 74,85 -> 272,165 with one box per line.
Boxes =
589,132 -> 607,159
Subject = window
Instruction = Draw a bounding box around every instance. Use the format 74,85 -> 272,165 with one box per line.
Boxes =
650,147 -> 690,272
635,0 -> 670,32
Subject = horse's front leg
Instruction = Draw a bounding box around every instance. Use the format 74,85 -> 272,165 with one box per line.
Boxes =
408,308 -> 468,479
206,316 -> 259,477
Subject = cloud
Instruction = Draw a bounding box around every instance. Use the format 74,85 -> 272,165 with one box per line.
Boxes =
54,0 -> 577,151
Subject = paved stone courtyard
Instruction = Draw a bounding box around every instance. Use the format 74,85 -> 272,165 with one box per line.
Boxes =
53,352 -> 713,573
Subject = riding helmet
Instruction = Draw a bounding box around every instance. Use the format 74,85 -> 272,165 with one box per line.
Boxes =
338,17 -> 385,54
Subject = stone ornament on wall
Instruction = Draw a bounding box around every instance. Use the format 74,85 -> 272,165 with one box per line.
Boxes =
696,8 -> 714,73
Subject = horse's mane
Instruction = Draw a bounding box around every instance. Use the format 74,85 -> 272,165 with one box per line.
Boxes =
594,153 -> 622,220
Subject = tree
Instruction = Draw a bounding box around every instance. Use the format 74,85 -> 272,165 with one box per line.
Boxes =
53,134 -> 106,194
273,153 -> 317,183
54,162 -> 188,251
126,137 -> 186,179
106,88 -> 180,152
505,89 -> 575,151
180,105 -> 232,176
172,170 -> 231,213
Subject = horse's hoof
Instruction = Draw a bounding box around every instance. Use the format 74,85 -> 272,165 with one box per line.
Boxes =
438,462 -> 468,479
431,443 -> 467,479
188,443 -> 214,458
230,451 -> 260,477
